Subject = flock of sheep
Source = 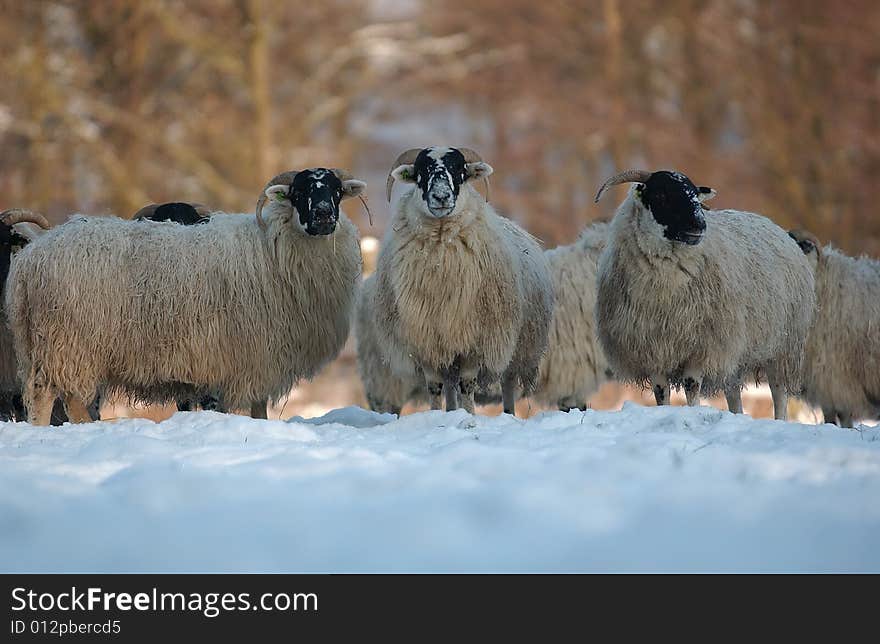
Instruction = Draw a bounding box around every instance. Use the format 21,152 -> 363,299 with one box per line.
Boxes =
0,146 -> 877,428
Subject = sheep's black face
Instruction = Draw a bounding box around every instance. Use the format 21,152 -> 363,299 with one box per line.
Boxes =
413,147 -> 467,218
0,223 -> 28,293
150,202 -> 207,226
639,171 -> 711,245
0,222 -> 28,249
289,169 -> 344,236
788,230 -> 818,255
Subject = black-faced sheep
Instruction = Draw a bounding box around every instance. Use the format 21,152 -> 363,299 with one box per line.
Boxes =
376,146 -> 554,415
5,168 -> 365,425
594,169 -> 816,420
0,209 -> 51,422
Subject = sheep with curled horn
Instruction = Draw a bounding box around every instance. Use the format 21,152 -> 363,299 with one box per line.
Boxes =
594,168 -> 815,420
788,228 -> 880,427
0,209 -> 83,424
5,168 -> 366,425
374,145 -> 553,415
1,209 -> 50,421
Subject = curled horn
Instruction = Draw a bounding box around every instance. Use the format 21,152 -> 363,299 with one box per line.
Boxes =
132,203 -> 159,221
386,148 -> 422,202
0,208 -> 51,230
255,170 -> 301,230
459,147 -> 491,203
594,169 -> 653,203
332,168 -> 372,226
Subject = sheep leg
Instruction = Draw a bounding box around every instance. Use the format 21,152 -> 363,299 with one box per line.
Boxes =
427,381 -> 443,410
250,400 -> 268,419
459,376 -> 477,414
652,376 -> 670,406
441,364 -> 460,412
12,394 -> 27,422
24,372 -> 56,427
87,394 -> 101,421
837,411 -> 853,429
0,392 -> 14,422
681,366 -> 703,408
64,394 -> 94,424
501,374 -> 517,416
200,395 -> 225,413
724,386 -> 743,414
767,373 -> 788,421
367,395 -> 401,416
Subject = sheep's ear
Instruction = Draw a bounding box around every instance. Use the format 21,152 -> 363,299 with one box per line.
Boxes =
788,231 -> 817,255
391,164 -> 417,184
265,184 -> 291,203
697,186 -> 716,202
465,161 -> 493,182
340,179 -> 367,201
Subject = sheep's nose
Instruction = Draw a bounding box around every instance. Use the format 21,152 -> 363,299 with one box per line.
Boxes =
313,202 -> 334,219
429,188 -> 453,205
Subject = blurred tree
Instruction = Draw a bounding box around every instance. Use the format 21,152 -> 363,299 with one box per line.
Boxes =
0,0 -> 877,254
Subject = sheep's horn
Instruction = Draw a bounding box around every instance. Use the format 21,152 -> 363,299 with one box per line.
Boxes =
256,170 -> 301,230
132,203 -> 159,220
594,169 -> 653,203
331,168 -> 372,225
386,148 -> 422,202
459,147 -> 491,202
0,208 -> 51,230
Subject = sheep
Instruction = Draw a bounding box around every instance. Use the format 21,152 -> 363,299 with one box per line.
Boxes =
130,200 -> 222,413
0,209 -> 51,422
377,146 -> 554,415
787,229 -> 880,427
5,168 -> 365,425
354,273 -> 426,415
534,221 -> 612,411
594,169 -> 816,420
356,272 -> 506,414
358,221 -> 609,415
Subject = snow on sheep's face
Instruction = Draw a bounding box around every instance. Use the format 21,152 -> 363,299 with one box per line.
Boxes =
391,147 -> 493,219
265,169 -> 366,236
637,171 -> 715,245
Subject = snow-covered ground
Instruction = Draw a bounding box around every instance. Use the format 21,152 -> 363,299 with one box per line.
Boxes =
1,404 -> 878,572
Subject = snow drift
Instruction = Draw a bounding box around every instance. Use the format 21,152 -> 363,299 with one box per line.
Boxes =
1,404 -> 878,572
